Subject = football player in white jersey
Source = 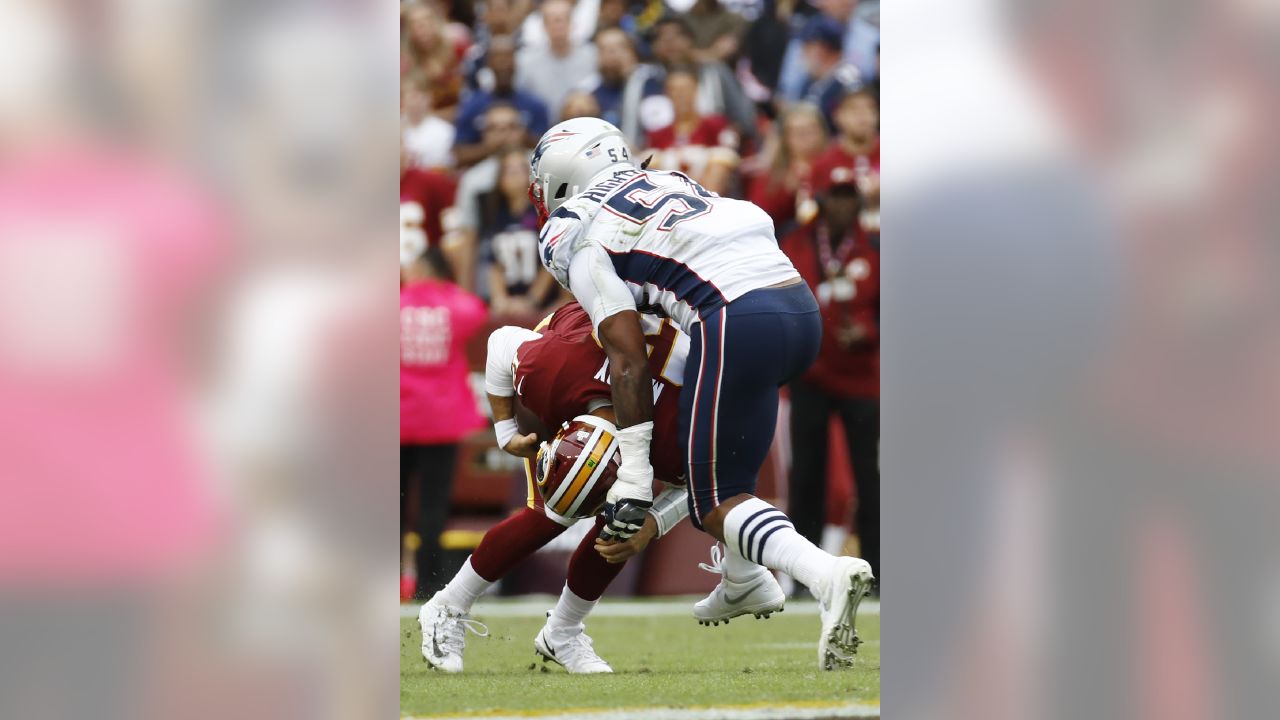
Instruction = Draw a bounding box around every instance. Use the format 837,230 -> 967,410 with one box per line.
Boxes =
528,117 -> 874,669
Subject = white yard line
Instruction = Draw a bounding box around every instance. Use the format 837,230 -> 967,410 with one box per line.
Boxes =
401,598 -> 880,619
405,701 -> 880,720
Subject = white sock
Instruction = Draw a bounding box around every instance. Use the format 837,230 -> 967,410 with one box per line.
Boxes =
722,543 -> 768,583
548,584 -> 596,631
434,556 -> 493,612
723,497 -> 836,593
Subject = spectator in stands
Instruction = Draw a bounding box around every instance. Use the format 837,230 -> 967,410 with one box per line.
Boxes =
400,243 -> 488,598
516,0 -> 599,122
682,0 -> 746,65
596,0 -> 644,43
454,35 -> 549,168
520,0 -> 600,49
777,0 -> 879,102
401,132 -> 457,262
435,0 -> 479,30
863,42 -> 879,103
586,27 -> 643,131
478,149 -> 565,317
618,16 -> 756,146
745,101 -> 827,232
645,67 -> 740,196
460,0 -> 529,92
452,102 -> 531,293
817,89 -> 879,230
402,75 -> 456,170
740,0 -> 799,101
559,90 -> 603,121
789,15 -> 862,130
778,157 -> 880,582
402,1 -> 463,115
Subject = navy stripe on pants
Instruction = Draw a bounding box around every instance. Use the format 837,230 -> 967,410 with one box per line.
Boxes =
680,283 -> 822,528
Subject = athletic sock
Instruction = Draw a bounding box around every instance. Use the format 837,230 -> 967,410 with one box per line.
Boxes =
565,517 -> 627,601
722,497 -> 837,593
437,508 -> 568,611
434,557 -> 492,612
548,584 -> 597,632
468,507 -> 567,580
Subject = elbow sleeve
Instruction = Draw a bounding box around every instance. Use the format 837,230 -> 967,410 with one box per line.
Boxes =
568,244 -> 637,330
648,484 -> 690,537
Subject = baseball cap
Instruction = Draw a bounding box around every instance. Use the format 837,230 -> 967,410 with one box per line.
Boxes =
809,152 -> 861,197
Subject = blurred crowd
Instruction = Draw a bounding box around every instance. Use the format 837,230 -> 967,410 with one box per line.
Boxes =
401,0 -> 881,598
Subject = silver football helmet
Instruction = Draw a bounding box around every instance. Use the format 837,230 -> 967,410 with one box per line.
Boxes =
528,117 -> 634,223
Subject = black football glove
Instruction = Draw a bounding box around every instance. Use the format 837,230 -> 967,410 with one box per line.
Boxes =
597,498 -> 653,542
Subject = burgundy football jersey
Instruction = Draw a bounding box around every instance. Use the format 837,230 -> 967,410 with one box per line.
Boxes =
514,303 -> 686,485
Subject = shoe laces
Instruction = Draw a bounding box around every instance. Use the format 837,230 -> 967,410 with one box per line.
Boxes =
698,543 -> 725,576
438,610 -> 489,656
553,628 -> 603,664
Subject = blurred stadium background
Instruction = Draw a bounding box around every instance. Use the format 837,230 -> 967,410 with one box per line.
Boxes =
3,0 -> 1277,717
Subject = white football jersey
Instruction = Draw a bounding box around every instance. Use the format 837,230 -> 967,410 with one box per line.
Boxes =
537,168 -> 800,334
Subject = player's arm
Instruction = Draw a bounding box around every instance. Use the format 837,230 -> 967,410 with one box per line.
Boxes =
595,482 -> 688,563
567,245 -> 656,540
484,326 -> 543,458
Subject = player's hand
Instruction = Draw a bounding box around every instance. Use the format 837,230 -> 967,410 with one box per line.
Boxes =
597,498 -> 653,542
595,514 -> 658,564
501,431 -> 540,459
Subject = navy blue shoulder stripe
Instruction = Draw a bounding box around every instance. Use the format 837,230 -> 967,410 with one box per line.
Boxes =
549,206 -> 581,221
607,250 -> 726,314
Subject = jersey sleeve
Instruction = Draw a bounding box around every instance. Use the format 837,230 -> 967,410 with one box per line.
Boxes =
536,197 -> 592,287
484,326 -> 542,396
568,243 -> 637,330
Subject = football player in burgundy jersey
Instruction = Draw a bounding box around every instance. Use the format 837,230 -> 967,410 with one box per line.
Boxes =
420,302 -> 689,674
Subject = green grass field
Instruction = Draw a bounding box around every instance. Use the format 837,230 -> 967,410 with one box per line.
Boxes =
400,600 -> 879,718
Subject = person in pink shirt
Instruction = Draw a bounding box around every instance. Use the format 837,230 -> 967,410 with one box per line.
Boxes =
401,245 -> 488,599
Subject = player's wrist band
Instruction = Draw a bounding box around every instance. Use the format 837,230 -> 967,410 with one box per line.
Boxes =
494,418 -> 519,448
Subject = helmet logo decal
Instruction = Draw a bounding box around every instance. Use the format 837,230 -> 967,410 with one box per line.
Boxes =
532,130 -> 578,169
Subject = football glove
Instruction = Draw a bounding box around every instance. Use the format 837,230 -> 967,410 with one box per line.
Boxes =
598,498 -> 652,542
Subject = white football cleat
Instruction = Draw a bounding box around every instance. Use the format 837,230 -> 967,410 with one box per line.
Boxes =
534,620 -> 613,674
419,595 -> 489,673
817,556 -> 875,670
694,544 -> 786,626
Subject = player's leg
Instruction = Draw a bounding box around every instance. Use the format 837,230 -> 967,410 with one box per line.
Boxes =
534,516 -> 623,673
421,459 -> 571,672
839,395 -> 880,582
682,306 -> 787,625
692,285 -> 873,668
